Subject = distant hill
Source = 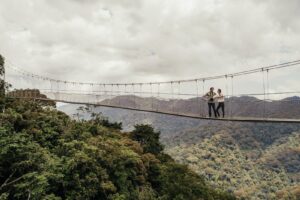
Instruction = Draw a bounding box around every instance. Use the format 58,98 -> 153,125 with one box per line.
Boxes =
59,94 -> 300,136
99,95 -> 300,119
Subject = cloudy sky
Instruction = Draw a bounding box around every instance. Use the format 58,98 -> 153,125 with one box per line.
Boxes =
1,0 -> 300,95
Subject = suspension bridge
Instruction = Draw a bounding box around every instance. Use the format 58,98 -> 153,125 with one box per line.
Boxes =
3,59 -> 300,123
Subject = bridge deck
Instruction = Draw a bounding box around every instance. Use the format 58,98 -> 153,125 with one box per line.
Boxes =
8,97 -> 300,123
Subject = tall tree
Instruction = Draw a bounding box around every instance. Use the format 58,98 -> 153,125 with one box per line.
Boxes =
0,54 -> 4,97
130,124 -> 164,155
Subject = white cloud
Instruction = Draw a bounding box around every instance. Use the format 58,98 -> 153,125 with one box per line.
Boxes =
0,0 -> 300,95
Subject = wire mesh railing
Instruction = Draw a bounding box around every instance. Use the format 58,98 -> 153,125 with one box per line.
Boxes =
4,59 -> 300,122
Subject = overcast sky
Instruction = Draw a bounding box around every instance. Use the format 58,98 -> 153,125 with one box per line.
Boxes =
1,0 -> 300,95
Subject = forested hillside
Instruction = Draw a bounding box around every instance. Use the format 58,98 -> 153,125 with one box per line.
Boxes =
60,104 -> 300,199
165,123 -> 300,199
0,98 -> 235,200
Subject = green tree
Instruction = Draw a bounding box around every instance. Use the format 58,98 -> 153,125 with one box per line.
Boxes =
130,124 -> 164,155
0,54 -> 12,112
0,54 -> 5,98
0,98 -> 235,200
90,112 -> 122,130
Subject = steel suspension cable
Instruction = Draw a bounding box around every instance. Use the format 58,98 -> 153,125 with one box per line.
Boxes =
5,59 -> 300,86
117,84 -> 120,106
157,83 -> 160,111
195,80 -> 200,116
178,81 -> 181,114
111,84 -> 115,106
150,83 -> 154,111
104,84 -> 107,105
171,82 -> 174,113
202,80 -> 205,117
262,69 -> 266,119
139,83 -> 143,109
266,69 -> 270,116
27,87 -> 300,98
132,84 -> 136,109
225,75 -> 228,118
230,76 -> 234,118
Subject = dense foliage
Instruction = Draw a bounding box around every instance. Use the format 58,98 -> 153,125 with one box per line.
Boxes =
165,123 -> 300,199
0,55 -> 6,108
61,95 -> 300,200
0,98 -> 235,200
0,55 -> 11,112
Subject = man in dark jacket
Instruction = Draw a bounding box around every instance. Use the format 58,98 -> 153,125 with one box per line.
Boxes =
203,87 -> 217,118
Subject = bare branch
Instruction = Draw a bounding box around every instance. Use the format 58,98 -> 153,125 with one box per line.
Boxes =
0,172 -> 26,190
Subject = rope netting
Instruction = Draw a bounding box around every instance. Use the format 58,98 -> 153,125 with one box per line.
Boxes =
4,59 -> 300,121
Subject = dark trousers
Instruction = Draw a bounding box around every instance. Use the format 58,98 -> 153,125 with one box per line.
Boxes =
216,102 -> 225,117
208,103 -> 217,117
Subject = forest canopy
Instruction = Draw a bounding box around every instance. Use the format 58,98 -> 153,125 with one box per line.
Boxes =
0,98 -> 235,200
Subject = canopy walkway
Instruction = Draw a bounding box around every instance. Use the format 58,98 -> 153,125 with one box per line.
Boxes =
8,97 -> 300,123
4,59 -> 300,123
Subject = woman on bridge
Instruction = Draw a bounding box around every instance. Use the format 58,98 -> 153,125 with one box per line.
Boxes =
215,89 -> 225,118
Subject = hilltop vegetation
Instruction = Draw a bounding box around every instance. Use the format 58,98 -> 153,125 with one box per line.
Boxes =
0,98 -> 235,200
165,123 -> 300,199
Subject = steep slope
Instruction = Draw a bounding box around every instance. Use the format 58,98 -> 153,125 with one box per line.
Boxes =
165,124 -> 300,200
258,133 -> 300,182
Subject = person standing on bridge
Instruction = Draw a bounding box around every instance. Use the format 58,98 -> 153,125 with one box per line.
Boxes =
203,87 -> 217,118
215,89 -> 225,118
